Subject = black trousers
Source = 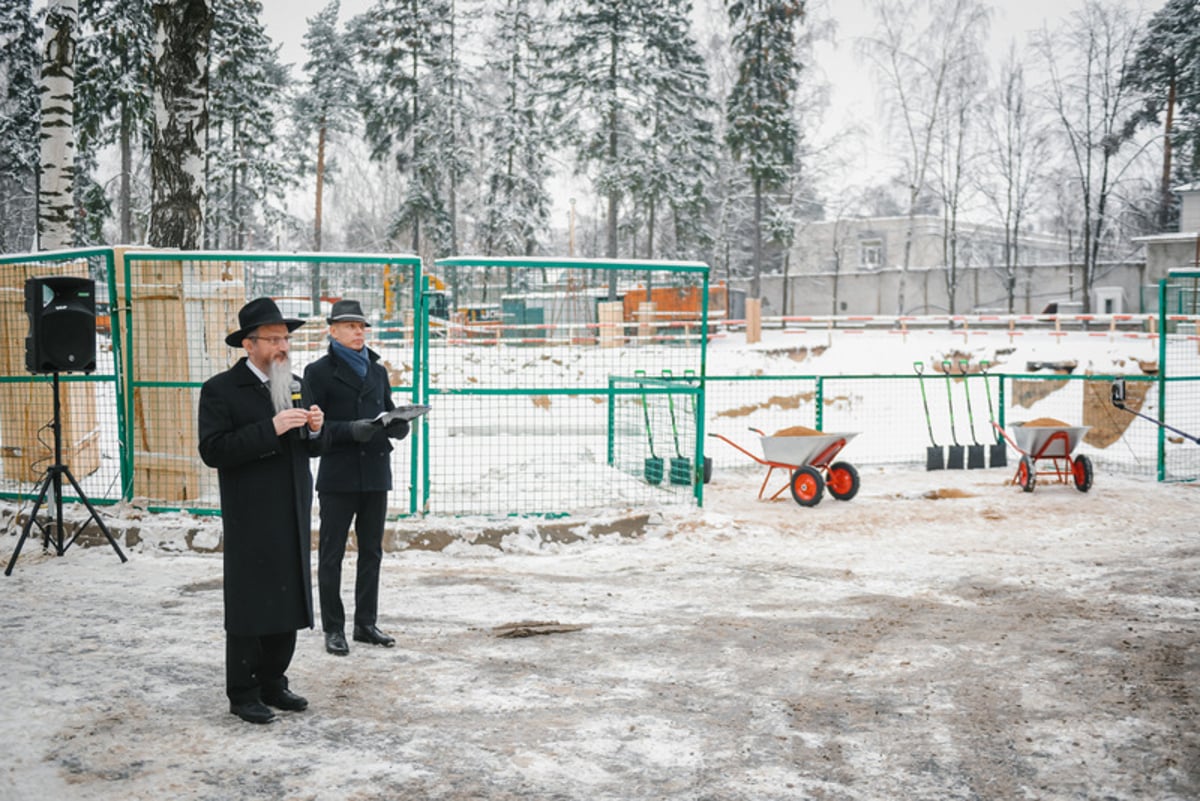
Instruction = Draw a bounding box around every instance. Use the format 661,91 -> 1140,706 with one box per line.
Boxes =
226,630 -> 296,705
317,490 -> 387,634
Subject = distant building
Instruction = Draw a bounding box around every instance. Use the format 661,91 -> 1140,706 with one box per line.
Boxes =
1132,183 -> 1200,299
731,214 -> 1144,316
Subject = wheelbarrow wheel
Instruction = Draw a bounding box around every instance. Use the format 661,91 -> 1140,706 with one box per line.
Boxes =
1018,455 -> 1036,493
826,461 -> 860,501
789,465 -> 825,507
1072,454 -> 1093,493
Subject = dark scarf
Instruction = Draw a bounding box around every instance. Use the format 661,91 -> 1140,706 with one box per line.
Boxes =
330,338 -> 369,379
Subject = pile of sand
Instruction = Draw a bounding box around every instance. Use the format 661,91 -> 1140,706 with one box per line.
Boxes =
773,425 -> 821,436
1021,417 -> 1070,427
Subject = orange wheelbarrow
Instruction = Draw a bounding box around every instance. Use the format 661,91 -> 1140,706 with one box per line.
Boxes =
991,422 -> 1093,493
708,428 -> 860,507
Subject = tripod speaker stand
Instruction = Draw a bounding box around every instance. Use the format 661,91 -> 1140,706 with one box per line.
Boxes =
4,372 -> 127,576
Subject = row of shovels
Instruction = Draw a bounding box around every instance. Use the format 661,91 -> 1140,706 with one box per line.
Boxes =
915,360 -> 1007,470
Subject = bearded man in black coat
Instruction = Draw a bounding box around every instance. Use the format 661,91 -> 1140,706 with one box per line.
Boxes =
198,297 -> 327,725
303,299 -> 409,656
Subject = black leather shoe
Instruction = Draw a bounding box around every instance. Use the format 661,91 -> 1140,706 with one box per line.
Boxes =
262,688 -> 308,712
353,624 -> 395,647
325,630 -> 349,655
230,701 -> 276,724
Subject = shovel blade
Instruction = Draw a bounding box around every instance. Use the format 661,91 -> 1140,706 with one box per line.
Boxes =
669,457 -> 692,486
926,446 -> 945,470
947,445 -> 965,469
989,443 -> 1007,468
645,457 -> 664,485
967,445 -> 986,469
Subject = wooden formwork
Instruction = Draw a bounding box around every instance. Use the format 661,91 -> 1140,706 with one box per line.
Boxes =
115,251 -> 245,503
0,260 -> 100,483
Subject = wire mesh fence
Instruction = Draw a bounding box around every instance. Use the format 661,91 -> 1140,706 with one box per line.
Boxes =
0,249 -> 123,507
421,257 -> 711,515
119,251 -> 421,513
2,248 -> 1198,523
703,371 -> 1165,479
1161,271 -> 1200,481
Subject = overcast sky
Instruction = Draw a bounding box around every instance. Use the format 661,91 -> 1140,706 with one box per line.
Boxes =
259,0 -> 1149,206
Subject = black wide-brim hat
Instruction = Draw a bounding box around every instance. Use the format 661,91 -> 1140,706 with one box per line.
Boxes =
326,298 -> 371,326
225,297 -> 305,347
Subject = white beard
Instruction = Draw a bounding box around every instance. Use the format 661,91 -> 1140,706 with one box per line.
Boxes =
267,356 -> 294,413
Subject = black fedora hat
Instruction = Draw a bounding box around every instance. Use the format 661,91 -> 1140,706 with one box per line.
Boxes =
225,297 -> 305,347
326,299 -> 371,326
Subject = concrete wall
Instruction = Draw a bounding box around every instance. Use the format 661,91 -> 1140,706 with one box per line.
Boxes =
733,260 -> 1149,317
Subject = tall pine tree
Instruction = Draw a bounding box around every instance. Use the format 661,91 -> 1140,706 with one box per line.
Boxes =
75,0 -> 155,244
475,0 -> 555,257
352,0 -> 465,259
206,0 -> 292,249
628,0 -> 717,261
725,0 -> 805,299
1123,0 -> 1200,230
296,0 -> 358,252
552,0 -> 656,270
0,0 -> 40,252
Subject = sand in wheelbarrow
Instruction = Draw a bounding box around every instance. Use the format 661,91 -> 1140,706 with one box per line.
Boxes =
773,425 -> 822,436
1019,416 -> 1070,427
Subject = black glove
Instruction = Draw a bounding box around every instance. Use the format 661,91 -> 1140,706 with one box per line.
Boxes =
384,419 -> 410,440
349,420 -> 377,443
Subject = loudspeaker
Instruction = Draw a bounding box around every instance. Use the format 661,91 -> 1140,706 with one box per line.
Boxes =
25,276 -> 97,374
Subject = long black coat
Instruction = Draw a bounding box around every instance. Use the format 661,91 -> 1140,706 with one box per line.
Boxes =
197,359 -> 326,635
303,345 -> 401,494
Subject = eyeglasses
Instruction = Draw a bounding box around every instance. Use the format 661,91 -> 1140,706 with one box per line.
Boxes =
249,335 -> 292,346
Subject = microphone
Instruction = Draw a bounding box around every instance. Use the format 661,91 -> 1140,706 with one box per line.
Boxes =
290,379 -> 306,439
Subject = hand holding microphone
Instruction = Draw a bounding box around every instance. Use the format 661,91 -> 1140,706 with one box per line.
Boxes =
273,380 -> 320,438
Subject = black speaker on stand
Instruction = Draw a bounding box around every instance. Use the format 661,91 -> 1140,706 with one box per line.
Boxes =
5,276 -> 126,575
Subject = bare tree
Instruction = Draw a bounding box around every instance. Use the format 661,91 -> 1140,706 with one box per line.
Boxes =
148,0 -> 211,250
1033,0 -> 1145,313
978,44 -> 1051,313
932,6 -> 988,315
37,0 -> 79,251
859,0 -> 989,314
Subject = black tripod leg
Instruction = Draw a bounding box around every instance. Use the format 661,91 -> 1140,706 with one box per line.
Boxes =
59,467 -> 127,563
4,471 -> 55,577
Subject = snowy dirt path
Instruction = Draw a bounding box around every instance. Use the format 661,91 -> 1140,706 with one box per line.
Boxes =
1,465 -> 1198,800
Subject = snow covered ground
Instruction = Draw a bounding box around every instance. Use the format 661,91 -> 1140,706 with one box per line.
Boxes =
1,327 -> 1198,800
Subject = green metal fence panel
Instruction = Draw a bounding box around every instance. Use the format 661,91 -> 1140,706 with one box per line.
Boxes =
120,251 -> 421,513
0,249 -> 123,507
425,256 -> 711,516
703,372 -> 1162,477
1160,271 -> 1200,482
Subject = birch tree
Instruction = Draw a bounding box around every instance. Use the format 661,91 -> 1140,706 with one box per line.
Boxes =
37,0 -> 79,251
149,0 -> 211,249
0,0 -> 40,252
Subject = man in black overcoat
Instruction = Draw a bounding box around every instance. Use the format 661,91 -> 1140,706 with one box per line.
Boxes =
198,297 -> 327,724
303,299 -> 409,656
